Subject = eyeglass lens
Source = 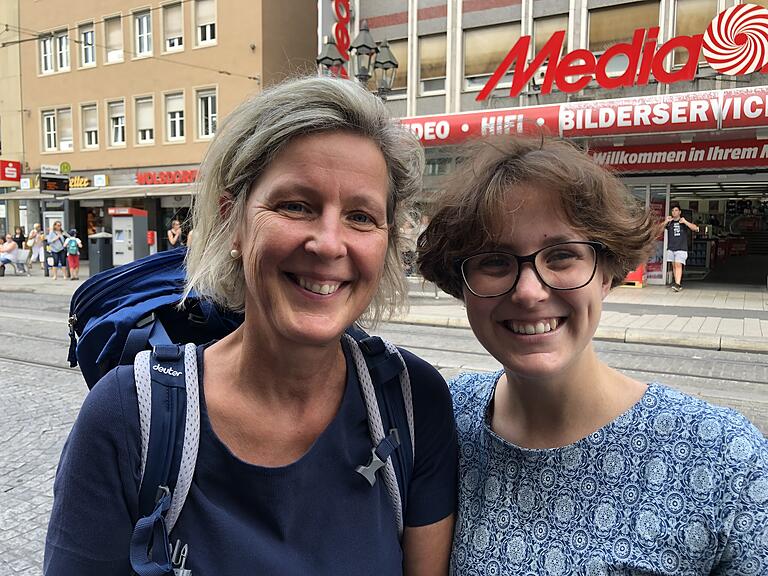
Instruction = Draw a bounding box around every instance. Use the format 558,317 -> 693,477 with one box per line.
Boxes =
462,242 -> 598,296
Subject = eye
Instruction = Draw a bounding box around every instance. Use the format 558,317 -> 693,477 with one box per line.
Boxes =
276,201 -> 310,216
348,211 -> 377,227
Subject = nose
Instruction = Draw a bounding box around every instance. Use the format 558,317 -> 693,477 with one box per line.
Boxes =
304,212 -> 347,260
509,262 -> 549,303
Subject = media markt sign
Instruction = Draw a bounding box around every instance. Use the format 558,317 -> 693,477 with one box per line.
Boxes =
478,3 -> 768,100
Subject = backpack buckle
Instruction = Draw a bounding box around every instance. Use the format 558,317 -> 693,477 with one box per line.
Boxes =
355,428 -> 401,486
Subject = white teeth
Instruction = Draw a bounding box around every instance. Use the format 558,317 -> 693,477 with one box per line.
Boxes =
296,276 -> 340,295
507,318 -> 562,335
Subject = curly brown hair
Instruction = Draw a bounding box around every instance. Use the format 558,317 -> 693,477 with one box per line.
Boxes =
417,136 -> 657,300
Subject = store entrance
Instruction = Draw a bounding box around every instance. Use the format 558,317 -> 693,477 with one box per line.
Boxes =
628,176 -> 768,287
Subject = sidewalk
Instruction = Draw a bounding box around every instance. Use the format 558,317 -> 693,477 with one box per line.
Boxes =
1,262 -> 767,353
402,278 -> 768,354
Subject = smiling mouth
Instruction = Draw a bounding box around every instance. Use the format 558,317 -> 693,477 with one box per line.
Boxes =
288,273 -> 343,296
503,317 -> 565,335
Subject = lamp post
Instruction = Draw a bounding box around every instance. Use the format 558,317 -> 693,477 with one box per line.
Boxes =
316,36 -> 346,77
373,39 -> 399,101
317,26 -> 399,101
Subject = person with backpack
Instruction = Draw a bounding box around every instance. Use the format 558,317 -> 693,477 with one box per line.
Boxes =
65,228 -> 83,281
46,221 -> 68,280
45,76 -> 457,576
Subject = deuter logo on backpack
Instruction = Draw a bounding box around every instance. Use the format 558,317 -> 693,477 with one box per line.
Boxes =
152,363 -> 182,377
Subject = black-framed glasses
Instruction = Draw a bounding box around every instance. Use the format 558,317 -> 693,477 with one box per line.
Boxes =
459,241 -> 606,298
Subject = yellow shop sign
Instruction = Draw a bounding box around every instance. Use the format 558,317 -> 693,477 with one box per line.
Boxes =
69,175 -> 91,188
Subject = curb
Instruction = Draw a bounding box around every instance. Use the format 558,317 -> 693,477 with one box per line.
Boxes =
394,315 -> 768,354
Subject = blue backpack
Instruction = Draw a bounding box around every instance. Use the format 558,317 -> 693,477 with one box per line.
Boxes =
67,248 -> 414,576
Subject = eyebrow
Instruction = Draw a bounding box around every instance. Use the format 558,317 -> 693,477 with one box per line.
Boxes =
266,181 -> 387,213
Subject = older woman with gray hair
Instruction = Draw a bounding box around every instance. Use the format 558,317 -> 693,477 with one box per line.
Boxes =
44,76 -> 456,575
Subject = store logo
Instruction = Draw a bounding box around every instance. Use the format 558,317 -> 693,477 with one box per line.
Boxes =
478,3 -> 768,101
152,363 -> 182,377
331,0 -> 351,78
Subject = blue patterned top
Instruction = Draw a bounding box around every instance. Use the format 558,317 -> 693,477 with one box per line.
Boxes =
450,372 -> 768,575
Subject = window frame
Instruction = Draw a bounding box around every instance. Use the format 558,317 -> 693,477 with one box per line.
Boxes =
40,35 -> 54,73
55,30 -> 70,71
57,107 -> 73,151
196,88 -> 217,139
104,14 -> 124,64
42,110 -> 57,151
418,33 -> 447,96
134,10 -> 153,57
107,100 -> 126,147
195,0 -> 217,47
462,22 -> 521,92
163,2 -> 184,52
134,95 -> 155,145
80,103 -> 99,150
79,24 -> 96,67
164,92 -> 185,142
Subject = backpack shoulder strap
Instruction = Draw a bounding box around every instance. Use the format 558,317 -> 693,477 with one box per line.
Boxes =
130,342 -> 200,576
342,330 -> 414,538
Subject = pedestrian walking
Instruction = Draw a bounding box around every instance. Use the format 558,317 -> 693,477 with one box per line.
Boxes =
46,221 -> 68,280
417,135 -> 768,574
45,75 -> 456,576
166,219 -> 185,248
663,205 -> 700,292
65,229 -> 83,281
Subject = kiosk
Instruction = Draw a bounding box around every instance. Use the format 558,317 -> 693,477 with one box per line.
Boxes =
108,207 -> 149,266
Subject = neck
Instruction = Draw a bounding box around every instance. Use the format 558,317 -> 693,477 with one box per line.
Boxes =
206,324 -> 346,407
492,346 -> 645,449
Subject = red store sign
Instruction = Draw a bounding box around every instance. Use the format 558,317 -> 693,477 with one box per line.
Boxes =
136,170 -> 198,185
479,3 -> 768,100
0,160 -> 21,182
400,86 -> 768,144
589,139 -> 768,172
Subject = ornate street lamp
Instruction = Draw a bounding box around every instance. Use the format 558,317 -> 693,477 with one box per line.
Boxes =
316,36 -> 346,77
373,39 -> 399,101
349,20 -> 378,85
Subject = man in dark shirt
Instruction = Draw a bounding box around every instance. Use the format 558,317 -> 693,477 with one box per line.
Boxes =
664,205 -> 700,292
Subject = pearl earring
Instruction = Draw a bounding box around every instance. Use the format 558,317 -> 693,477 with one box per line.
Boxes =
230,249 -> 241,259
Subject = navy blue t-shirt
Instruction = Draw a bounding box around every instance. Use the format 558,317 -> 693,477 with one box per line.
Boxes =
44,341 -> 457,575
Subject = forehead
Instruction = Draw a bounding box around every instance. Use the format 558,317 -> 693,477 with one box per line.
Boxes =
672,206 -> 681,211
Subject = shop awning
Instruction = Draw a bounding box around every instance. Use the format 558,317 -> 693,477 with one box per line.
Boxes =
0,189 -> 56,201
68,184 -> 194,201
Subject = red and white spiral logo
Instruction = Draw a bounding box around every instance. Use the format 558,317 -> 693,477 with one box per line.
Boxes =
703,3 -> 768,75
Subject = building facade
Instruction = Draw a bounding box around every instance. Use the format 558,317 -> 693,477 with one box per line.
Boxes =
334,0 -> 768,285
3,0 -> 316,253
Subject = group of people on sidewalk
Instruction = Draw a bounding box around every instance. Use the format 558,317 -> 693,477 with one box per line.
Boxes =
44,76 -> 766,575
0,221 -> 82,279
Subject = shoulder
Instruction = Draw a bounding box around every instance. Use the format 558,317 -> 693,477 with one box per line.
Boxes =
397,346 -> 453,421
449,371 -> 499,418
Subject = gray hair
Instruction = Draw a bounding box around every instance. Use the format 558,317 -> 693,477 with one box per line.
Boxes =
183,76 -> 424,325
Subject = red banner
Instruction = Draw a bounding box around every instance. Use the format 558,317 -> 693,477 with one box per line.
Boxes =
589,139 -> 768,172
400,86 -> 768,145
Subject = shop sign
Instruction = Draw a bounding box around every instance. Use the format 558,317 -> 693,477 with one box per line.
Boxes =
40,175 -> 69,192
400,86 -> 768,144
136,170 -> 198,185
40,164 -> 60,175
331,0 -> 351,78
590,139 -> 768,172
479,3 -> 768,100
0,160 -> 21,181
69,176 -> 91,188
93,174 -> 109,187
20,177 -> 32,190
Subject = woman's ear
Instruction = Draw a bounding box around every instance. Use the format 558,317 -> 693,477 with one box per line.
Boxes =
601,270 -> 612,299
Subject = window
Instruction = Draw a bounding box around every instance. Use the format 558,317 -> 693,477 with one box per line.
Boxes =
165,93 -> 184,141
135,11 -> 152,56
464,23 -> 520,89
81,104 -> 98,148
674,0 -> 718,66
58,108 -> 73,150
424,157 -> 451,177
56,31 -> 69,70
163,3 -> 183,50
108,100 -> 125,146
40,36 -> 54,73
41,108 -> 72,151
589,1 -> 660,76
534,15 -> 568,55
80,24 -> 95,66
419,34 -> 446,94
195,0 -> 216,45
42,111 -> 57,151
105,16 -> 123,62
388,39 -> 408,93
135,97 -> 154,143
197,89 -> 216,138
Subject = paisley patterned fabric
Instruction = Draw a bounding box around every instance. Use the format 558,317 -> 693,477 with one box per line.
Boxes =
450,373 -> 768,575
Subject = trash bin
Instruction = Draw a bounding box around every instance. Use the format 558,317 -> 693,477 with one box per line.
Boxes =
88,232 -> 113,275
